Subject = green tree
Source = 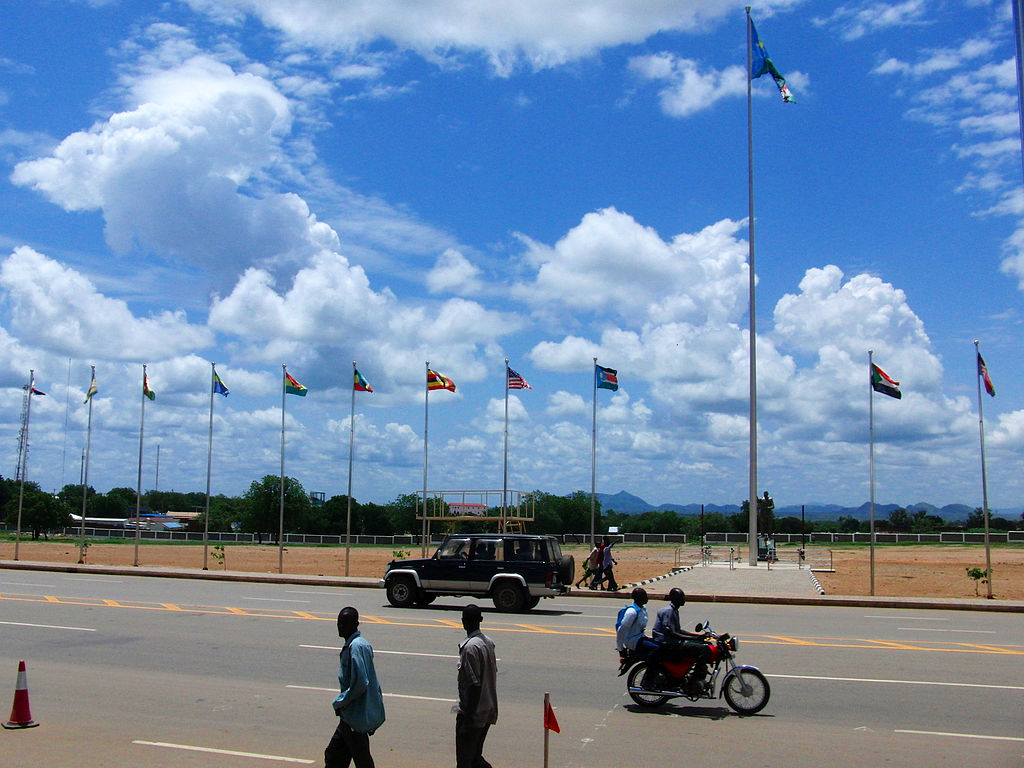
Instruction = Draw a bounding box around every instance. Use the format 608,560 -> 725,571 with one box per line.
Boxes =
966,507 -> 986,529
837,515 -> 861,533
888,508 -> 910,532
384,493 -> 419,536
240,475 -> 311,542
3,486 -> 70,539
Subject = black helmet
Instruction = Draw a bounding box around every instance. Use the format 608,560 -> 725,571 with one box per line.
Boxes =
668,587 -> 686,606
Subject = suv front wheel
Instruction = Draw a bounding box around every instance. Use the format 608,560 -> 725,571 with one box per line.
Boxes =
491,581 -> 527,612
386,576 -> 417,608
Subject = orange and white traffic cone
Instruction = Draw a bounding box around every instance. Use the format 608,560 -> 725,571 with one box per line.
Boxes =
3,660 -> 39,729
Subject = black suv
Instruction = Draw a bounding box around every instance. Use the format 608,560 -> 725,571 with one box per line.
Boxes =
380,534 -> 575,612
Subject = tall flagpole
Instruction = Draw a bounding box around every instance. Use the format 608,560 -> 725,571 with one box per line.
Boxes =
502,359 -> 510,529
133,364 -> 148,567
590,358 -> 598,546
1013,0 -> 1024,184
346,361 -> 357,576
422,361 -> 430,557
746,6 -> 759,567
279,364 -> 287,573
13,370 -> 36,561
79,365 -> 95,564
203,362 -> 216,570
868,351 -> 876,596
974,340 -> 993,598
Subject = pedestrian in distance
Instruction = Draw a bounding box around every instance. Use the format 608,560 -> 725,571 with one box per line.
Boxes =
592,535 -> 619,590
325,606 -> 385,768
456,603 -> 499,768
576,540 -> 602,588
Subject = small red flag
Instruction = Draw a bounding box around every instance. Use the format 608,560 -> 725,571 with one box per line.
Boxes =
543,699 -> 560,733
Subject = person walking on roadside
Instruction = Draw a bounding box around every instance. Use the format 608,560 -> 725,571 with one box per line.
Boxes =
577,540 -> 602,588
325,607 -> 385,768
592,536 -> 618,590
456,604 -> 498,768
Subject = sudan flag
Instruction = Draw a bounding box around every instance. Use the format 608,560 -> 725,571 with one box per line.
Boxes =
871,363 -> 901,399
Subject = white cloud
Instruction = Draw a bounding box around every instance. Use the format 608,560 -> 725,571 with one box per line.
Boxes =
0,246 -> 213,360
427,248 -> 483,295
185,0 -> 744,76
815,0 -> 927,41
629,54 -> 747,117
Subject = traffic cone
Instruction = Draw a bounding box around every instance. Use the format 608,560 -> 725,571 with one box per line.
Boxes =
3,660 -> 39,729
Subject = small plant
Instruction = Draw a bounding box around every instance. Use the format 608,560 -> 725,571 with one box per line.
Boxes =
966,566 -> 990,596
77,538 -> 90,564
211,543 -> 226,570
391,549 -> 411,560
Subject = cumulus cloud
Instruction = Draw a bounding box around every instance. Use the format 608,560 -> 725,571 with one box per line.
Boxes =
185,0 -> 744,76
629,54 -> 747,117
814,0 -> 928,41
427,248 -> 483,295
0,246 -> 212,360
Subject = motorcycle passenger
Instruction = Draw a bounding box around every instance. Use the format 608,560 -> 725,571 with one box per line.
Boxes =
649,588 -> 712,691
615,587 -> 650,661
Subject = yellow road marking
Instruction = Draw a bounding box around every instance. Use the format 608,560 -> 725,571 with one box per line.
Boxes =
2,592 -> 1022,655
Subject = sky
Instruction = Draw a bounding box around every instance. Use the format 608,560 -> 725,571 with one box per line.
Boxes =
2,0 -> 1024,513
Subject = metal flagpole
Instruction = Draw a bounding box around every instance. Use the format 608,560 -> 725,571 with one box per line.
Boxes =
79,365 -> 95,564
203,363 -> 216,570
134,364 -> 147,567
868,351 -> 876,596
422,361 -> 430,557
13,370 -> 36,562
590,358 -> 598,546
279,364 -> 287,573
503,359 -> 510,529
1013,0 -> 1024,184
974,340 -> 993,598
746,6 -> 759,567
346,361 -> 357,575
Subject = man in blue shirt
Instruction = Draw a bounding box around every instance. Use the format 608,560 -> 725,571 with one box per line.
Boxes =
651,588 -> 711,690
325,607 -> 385,768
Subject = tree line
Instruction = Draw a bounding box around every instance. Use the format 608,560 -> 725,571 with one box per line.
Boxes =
1,475 -> 1021,541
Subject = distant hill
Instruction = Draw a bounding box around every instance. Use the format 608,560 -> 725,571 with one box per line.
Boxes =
595,491 -> 1020,522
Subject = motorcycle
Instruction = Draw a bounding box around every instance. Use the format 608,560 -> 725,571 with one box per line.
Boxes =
618,620 -> 770,715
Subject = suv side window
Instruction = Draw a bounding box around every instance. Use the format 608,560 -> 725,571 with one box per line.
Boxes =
508,540 -> 539,561
471,539 -> 503,561
437,538 -> 471,559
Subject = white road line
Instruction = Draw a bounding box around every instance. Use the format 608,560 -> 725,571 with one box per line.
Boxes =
286,685 -> 455,703
0,620 -> 95,632
66,577 -> 124,583
133,740 -> 315,763
300,644 -> 458,659
897,627 -> 996,634
896,729 -> 1024,743
0,581 -> 55,587
864,615 -> 948,621
286,590 -> 346,596
768,673 -> 1024,691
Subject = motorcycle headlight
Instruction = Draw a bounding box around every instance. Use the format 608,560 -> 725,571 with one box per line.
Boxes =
728,637 -> 738,652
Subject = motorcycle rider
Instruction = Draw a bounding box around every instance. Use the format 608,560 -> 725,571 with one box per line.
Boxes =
649,588 -> 712,692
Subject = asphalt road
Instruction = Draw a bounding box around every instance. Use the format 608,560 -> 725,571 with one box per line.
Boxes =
0,572 -> 1021,767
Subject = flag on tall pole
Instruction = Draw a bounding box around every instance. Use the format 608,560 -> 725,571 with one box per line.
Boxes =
133,364 -> 152,567
867,353 -> 900,595
591,359 -> 618,545
79,365 -> 96,563
279,365 -> 306,573
13,370 -> 39,561
423,362 -> 456,555
203,363 -> 227,570
346,362 -> 372,575
974,341 -> 994,598
503,360 -> 532,525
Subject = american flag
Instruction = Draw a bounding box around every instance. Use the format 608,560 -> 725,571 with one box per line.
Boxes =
507,367 -> 532,390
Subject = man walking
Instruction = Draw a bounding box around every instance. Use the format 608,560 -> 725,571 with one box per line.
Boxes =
325,607 -> 385,768
456,604 -> 498,768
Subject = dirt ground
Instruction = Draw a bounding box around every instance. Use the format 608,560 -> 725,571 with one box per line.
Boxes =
2,538 -> 1022,601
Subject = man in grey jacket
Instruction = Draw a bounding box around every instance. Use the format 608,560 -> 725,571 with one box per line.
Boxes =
456,604 -> 498,768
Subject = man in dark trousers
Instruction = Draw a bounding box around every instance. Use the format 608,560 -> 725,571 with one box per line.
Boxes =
325,606 -> 385,768
456,604 -> 498,768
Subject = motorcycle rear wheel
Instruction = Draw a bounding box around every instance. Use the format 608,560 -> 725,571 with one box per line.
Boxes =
626,661 -> 670,708
723,667 -> 770,715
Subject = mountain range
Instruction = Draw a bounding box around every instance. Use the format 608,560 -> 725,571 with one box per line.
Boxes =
594,491 -> 1022,522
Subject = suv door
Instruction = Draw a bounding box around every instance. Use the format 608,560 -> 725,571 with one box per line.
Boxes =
420,537 -> 472,591
465,538 -> 504,591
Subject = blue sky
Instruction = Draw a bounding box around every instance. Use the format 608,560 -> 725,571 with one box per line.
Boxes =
2,0 -> 1023,512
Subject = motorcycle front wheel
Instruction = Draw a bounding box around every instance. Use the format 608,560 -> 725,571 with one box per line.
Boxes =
722,667 -> 770,715
626,661 -> 670,708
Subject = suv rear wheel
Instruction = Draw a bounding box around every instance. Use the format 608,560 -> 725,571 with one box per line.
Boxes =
491,581 -> 526,612
386,576 -> 417,608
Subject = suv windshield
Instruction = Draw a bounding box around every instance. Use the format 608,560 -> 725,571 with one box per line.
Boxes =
435,538 -> 471,559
